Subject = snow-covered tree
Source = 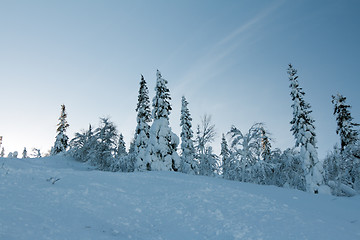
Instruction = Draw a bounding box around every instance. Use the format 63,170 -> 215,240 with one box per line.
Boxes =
195,114 -> 216,156
275,148 -> 305,190
69,124 -> 95,162
260,126 -> 272,162
88,118 -> 118,171
228,124 -> 262,182
111,133 -> 128,172
13,151 -> 18,159
146,70 -> 180,171
134,75 -> 152,171
220,134 -> 231,179
199,146 -> 220,177
179,96 -> 198,174
126,138 -> 136,172
51,104 -> 69,155
22,147 -> 28,158
332,93 -> 359,152
31,148 -> 41,158
195,114 -> 217,176
288,64 -> 324,193
116,134 -> 127,157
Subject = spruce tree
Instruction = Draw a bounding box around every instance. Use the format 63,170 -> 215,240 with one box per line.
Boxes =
260,126 -> 272,162
89,117 -> 118,170
22,147 -> 28,158
134,75 -> 151,171
220,134 -> 231,179
180,96 -> 198,174
51,104 -> 69,155
116,134 -> 127,157
331,93 -> 359,152
0,147 -> 4,158
146,70 -> 180,171
288,64 -> 324,193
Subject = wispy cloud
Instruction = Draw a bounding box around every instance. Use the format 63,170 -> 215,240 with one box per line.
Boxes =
174,1 -> 285,97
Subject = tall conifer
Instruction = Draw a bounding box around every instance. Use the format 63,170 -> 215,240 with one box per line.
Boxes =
146,70 -> 180,171
51,104 -> 69,155
288,64 -> 323,193
180,96 -> 198,174
134,75 -> 151,170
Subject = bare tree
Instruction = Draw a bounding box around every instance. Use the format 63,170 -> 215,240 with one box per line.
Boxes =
195,114 -> 216,155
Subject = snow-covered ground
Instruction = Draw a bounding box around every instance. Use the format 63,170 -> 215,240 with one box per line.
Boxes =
0,156 -> 359,240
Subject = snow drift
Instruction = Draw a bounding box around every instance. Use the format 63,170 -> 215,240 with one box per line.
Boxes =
0,156 -> 359,239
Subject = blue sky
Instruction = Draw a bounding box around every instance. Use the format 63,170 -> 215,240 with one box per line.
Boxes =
0,0 -> 359,158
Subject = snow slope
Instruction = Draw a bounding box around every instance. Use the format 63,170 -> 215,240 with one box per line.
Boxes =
0,156 -> 359,240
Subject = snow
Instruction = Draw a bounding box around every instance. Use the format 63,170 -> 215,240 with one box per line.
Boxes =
1,156 -> 360,239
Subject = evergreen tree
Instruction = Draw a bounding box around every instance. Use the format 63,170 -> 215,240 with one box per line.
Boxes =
179,96 -> 198,174
220,134 -> 231,179
111,133 -> 128,172
146,70 -> 180,171
331,93 -> 359,152
134,75 -> 152,171
126,138 -> 136,172
51,104 -> 69,155
88,118 -> 118,170
69,124 -> 94,162
22,147 -> 28,158
199,146 -> 220,177
116,134 -> 127,158
1,147 -> 5,157
288,64 -> 324,193
260,126 -> 272,162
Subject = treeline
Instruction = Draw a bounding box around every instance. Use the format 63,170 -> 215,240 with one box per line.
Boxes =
48,66 -> 359,196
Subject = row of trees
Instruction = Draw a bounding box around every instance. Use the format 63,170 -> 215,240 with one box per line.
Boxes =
49,66 -> 359,196
1,147 -> 41,159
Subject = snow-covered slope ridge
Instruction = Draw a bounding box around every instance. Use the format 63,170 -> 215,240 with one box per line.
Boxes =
0,156 -> 359,240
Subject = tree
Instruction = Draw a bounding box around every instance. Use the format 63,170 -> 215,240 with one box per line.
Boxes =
220,134 -> 231,179
126,138 -> 136,172
179,96 -> 198,174
134,75 -> 152,171
199,146 -> 220,177
51,104 -> 69,155
111,133 -> 128,172
88,118 -> 118,170
195,114 -> 217,176
260,126 -> 272,162
1,147 -> 4,157
69,124 -> 94,162
288,64 -> 324,193
228,124 -> 262,182
195,114 -> 216,156
146,70 -> 180,171
22,147 -> 28,158
331,93 -> 359,152
116,134 -> 127,158
32,148 -> 41,158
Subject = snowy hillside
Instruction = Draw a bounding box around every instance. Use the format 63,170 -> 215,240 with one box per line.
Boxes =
0,156 -> 359,240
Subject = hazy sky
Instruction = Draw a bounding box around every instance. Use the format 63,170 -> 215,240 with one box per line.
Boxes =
1,0 -> 359,158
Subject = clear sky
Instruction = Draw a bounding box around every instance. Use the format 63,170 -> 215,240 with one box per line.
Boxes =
1,0 -> 359,158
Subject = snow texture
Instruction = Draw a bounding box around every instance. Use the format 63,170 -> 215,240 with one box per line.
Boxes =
0,156 -> 359,240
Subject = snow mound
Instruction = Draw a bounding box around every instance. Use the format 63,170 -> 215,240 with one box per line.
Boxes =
0,156 -> 359,239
